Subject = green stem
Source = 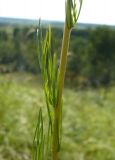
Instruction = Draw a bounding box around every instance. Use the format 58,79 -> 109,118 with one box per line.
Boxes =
52,23 -> 71,160
58,23 -> 71,101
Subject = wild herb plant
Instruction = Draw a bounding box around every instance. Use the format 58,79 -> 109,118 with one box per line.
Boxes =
33,0 -> 83,160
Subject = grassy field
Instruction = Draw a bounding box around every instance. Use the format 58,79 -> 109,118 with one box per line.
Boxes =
0,73 -> 115,160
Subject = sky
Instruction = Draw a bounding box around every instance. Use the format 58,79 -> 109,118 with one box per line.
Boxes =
0,0 -> 115,25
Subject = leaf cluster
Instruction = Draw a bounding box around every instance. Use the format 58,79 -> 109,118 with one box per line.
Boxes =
65,0 -> 83,29
33,22 -> 59,160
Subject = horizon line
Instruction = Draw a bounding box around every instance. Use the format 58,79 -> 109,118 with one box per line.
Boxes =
0,16 -> 115,27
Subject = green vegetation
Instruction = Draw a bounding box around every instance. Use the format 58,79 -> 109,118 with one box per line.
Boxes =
0,24 -> 115,87
33,1 -> 83,159
0,73 -> 115,160
0,2 -> 115,159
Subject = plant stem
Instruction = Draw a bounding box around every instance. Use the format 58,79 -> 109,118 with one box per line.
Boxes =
52,23 -> 71,160
58,23 -> 71,102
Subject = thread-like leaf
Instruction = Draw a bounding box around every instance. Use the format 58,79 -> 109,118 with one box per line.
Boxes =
65,0 -> 83,29
76,0 -> 83,21
33,108 -> 44,160
35,21 -> 59,159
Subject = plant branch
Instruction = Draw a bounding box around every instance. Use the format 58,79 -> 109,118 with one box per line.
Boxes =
52,23 -> 71,160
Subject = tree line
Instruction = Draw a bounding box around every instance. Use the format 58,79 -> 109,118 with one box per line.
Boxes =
0,25 -> 115,87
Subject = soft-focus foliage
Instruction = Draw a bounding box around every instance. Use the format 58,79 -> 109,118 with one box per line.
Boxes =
0,73 -> 115,160
0,26 -> 115,87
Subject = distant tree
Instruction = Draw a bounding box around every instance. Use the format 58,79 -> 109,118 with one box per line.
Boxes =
0,30 -> 8,41
68,38 -> 87,74
83,27 -> 115,86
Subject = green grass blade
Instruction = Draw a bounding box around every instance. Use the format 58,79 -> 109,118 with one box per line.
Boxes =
33,108 -> 44,160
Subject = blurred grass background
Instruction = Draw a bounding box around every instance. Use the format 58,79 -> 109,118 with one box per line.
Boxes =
0,17 -> 115,160
0,73 -> 115,160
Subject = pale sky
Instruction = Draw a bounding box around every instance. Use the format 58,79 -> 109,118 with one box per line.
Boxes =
0,0 -> 115,25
